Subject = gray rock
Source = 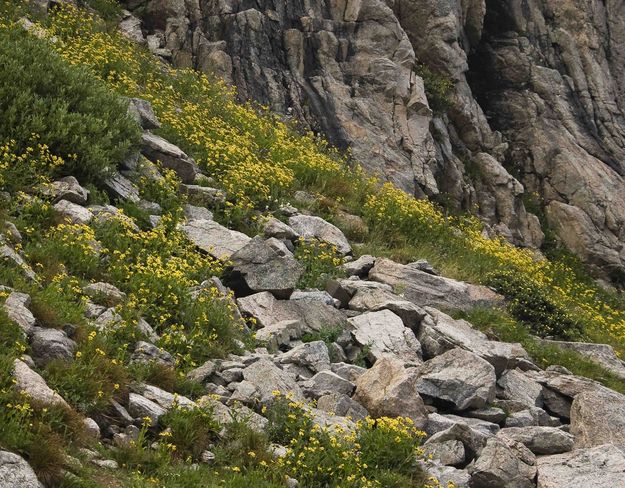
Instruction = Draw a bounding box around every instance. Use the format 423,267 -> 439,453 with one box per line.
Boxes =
179,184 -> 226,206
498,369 -> 543,408
127,393 -> 167,424
92,459 -> 119,469
416,348 -> 496,411
317,392 -> 368,420
417,460 -> 471,488
45,176 -> 89,204
498,427 -> 573,455
419,309 -> 532,375
466,406 -> 507,424
469,437 -> 536,488
536,444 -> 625,488
83,282 -> 126,306
227,236 -> 304,298
184,204 -> 213,221
83,417 -> 100,439
330,362 -> 367,382
339,255 -> 376,277
103,172 -> 140,203
128,98 -> 160,129
326,277 -> 394,307
425,422 -> 490,460
138,384 -> 195,410
289,290 -> 339,307
425,413 -> 500,438
31,327 -> 76,366
353,356 -> 428,428
347,309 -> 422,363
280,341 -> 330,373
0,246 -> 36,281
289,215 -> 351,255
254,320 -> 302,350
182,219 -> 251,258
0,451 -> 41,488
301,370 -> 355,399
504,407 -> 561,428
228,380 -> 260,406
263,217 -> 299,240
12,359 -> 69,408
570,387 -> 625,448
118,11 -> 145,44
4,292 -> 36,335
130,341 -> 174,366
423,439 -> 465,466
348,288 -> 426,329
237,291 -> 348,333
186,360 -> 216,383
369,258 -> 503,312
242,358 -> 304,403
53,199 -> 92,225
141,132 -> 198,183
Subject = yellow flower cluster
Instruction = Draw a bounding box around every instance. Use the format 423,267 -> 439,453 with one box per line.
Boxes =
0,138 -> 66,189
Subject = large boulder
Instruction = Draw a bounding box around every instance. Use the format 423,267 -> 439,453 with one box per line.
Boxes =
44,176 -> 89,204
570,387 -> 625,448
0,451 -> 41,488
288,215 -> 351,255
498,427 -> 574,455
419,308 -> 532,374
279,341 -> 331,374
347,309 -> 422,363
369,258 -> 503,312
469,437 -> 536,488
347,288 -> 426,328
416,348 -> 496,411
140,132 -> 199,183
53,199 -> 93,225
182,219 -> 251,259
30,327 -> 77,367
536,444 -> 625,488
4,292 -> 36,335
497,369 -> 544,408
226,236 -> 304,298
12,359 -> 69,408
353,356 -> 428,428
237,291 -> 348,333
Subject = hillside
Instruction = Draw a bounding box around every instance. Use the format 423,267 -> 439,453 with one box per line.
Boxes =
1,0 -> 625,487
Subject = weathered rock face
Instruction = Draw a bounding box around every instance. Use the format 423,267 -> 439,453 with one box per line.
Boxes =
124,0 -> 625,281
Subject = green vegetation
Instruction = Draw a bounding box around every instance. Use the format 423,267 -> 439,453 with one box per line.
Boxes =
414,63 -> 454,113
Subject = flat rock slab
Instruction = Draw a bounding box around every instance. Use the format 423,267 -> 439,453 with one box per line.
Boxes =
141,132 -> 198,183
536,444 -> 625,488
570,387 -> 625,448
498,427 -> 574,455
288,215 -> 352,255
369,258 -> 503,312
182,219 -> 250,259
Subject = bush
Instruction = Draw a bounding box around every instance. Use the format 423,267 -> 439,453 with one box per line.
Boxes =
0,24 -> 140,184
486,271 -> 584,339
294,238 -> 344,289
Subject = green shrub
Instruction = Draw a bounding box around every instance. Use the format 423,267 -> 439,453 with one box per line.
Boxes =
301,324 -> 343,346
159,403 -> 220,460
0,25 -> 140,185
487,271 -> 584,340
414,63 -> 454,113
294,238 -> 344,289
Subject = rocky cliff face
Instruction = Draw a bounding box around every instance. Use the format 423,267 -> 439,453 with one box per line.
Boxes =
123,0 -> 625,282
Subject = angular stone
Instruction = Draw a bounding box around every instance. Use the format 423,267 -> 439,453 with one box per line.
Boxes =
369,258 -> 503,312
425,412 -> 500,438
179,184 -> 226,206
103,172 -> 140,203
339,255 -> 376,277
118,12 -> 145,44
498,369 -> 543,408
31,327 -> 76,366
82,282 -> 126,306
128,97 -> 160,130
417,460 -> 471,488
348,288 -> 426,329
316,392 -> 368,420
498,426 -> 573,455
254,320 -> 302,350
4,292 -> 36,335
301,370 -> 355,399
536,444 -> 625,488
469,437 -> 535,488
540,339 -> 625,380
0,451 -> 41,488
130,341 -> 174,366
419,309 -> 532,375
289,215 -> 351,255
326,277 -> 393,307
0,246 -> 36,281
242,358 -> 304,403
504,407 -> 561,428
466,406 -> 507,424
12,359 -> 69,408
182,219 -> 251,258
141,132 -> 198,183
227,236 -> 303,299
330,362 -> 367,382
137,384 -> 195,410
423,439 -> 465,466
237,291 -> 348,333
570,387 -> 625,448
347,309 -> 422,363
53,199 -> 92,225
416,348 -> 496,411
353,356 -> 427,428
425,422 -> 490,460
263,217 -> 299,240
127,393 -> 167,424
280,341 -> 330,373
184,204 -> 213,221
290,290 -> 339,307
45,176 -> 89,204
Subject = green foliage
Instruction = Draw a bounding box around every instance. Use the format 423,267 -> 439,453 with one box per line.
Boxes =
414,63 -> 454,113
159,403 -> 220,460
0,24 -> 140,184
302,325 -> 343,346
487,271 -> 584,340
294,238 -> 344,289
